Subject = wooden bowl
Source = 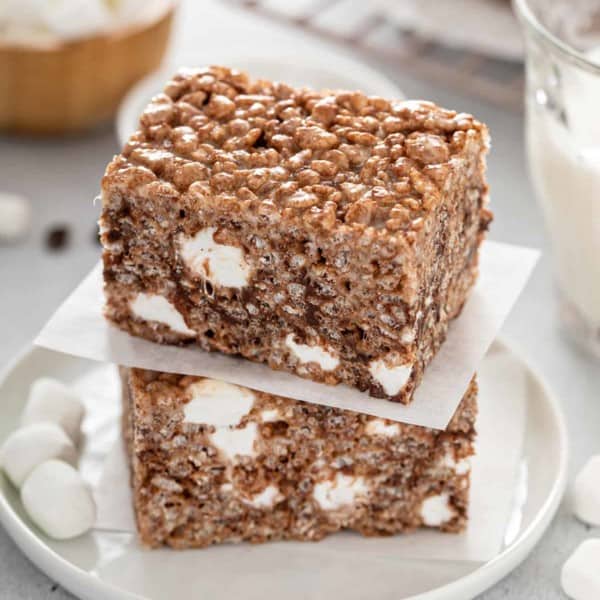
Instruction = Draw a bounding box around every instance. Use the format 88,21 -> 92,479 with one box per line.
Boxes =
0,5 -> 175,135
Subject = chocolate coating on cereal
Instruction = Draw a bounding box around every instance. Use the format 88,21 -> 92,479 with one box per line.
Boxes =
107,66 -> 488,236
101,67 -> 491,405
122,367 -> 478,548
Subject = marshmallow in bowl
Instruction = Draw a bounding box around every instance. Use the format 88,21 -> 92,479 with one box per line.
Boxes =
21,459 -> 96,539
0,0 -> 44,30
0,0 -> 110,40
573,456 -> 600,526
39,0 -> 112,40
0,423 -> 77,488
22,377 -> 85,445
561,539 -> 600,600
0,0 -> 170,44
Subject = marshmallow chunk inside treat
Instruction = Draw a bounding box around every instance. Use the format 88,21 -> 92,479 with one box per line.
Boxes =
22,377 -> 84,445
365,418 -> 400,437
368,356 -> 413,396
210,422 -> 258,461
0,423 -> 77,488
313,473 -> 368,511
130,293 -> 195,336
242,484 -> 282,509
21,459 -> 96,540
179,227 -> 251,288
184,380 -> 255,427
260,409 -> 281,422
420,492 -> 456,527
561,539 -> 600,600
183,379 -> 259,461
573,455 -> 600,526
285,334 -> 339,371
40,0 -> 112,39
0,192 -> 31,243
438,452 -> 471,476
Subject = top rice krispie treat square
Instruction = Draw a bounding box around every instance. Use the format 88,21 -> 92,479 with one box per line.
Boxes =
101,66 -> 491,403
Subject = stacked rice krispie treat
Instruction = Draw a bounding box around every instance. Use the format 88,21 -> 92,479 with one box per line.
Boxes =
122,368 -> 477,548
100,66 -> 491,548
101,66 -> 491,404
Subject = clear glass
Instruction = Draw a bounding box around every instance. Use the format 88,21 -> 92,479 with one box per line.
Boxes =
515,0 -> 600,358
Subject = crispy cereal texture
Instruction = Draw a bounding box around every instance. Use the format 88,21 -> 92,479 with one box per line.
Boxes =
122,368 -> 477,548
102,66 -> 492,403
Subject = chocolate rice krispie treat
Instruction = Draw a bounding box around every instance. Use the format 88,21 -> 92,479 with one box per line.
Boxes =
122,367 -> 477,548
102,66 -> 492,403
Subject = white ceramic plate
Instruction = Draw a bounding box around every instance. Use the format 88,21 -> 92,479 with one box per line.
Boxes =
116,53 -> 404,145
0,340 -> 567,600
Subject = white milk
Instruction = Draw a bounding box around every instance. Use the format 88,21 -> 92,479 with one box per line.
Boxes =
527,48 -> 600,329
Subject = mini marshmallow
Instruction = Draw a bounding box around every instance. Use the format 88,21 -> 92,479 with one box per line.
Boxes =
313,473 -> 368,511
0,423 -> 77,488
40,0 -> 112,40
368,356 -> 412,396
114,0 -> 154,21
242,484 -> 282,509
365,418 -> 400,437
0,192 -> 31,243
130,293 -> 195,337
573,455 -> 600,526
285,334 -> 339,371
184,379 -> 255,427
0,0 -> 47,30
210,422 -> 258,461
561,539 -> 600,600
22,377 -> 85,445
260,409 -> 280,422
21,459 -> 96,540
420,493 -> 455,527
178,227 -> 251,288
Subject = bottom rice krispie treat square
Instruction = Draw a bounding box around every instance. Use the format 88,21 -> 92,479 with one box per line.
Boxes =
121,368 -> 477,548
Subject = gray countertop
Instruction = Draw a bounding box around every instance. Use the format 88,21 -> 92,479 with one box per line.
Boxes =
1,2 -> 599,598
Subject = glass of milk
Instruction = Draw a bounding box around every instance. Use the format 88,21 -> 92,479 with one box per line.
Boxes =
515,0 -> 600,358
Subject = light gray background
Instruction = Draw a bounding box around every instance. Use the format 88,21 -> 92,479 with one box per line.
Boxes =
0,1 -> 599,598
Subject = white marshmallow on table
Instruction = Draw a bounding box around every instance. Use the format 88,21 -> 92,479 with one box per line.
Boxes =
561,539 -> 600,600
0,192 -> 31,243
0,423 -> 77,488
22,377 -> 85,445
21,459 -> 96,540
573,455 -> 600,526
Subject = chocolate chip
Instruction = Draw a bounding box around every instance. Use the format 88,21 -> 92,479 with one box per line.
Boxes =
46,225 -> 70,251
92,224 -> 102,245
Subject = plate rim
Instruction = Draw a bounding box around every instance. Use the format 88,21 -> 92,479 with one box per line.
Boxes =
0,339 -> 568,600
407,339 -> 569,600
